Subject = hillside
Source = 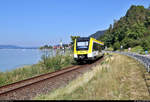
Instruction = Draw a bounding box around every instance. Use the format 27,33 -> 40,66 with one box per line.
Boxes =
89,30 -> 106,39
98,5 -> 150,51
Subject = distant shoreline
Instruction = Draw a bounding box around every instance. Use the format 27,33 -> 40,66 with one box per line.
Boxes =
0,45 -> 39,49
0,48 -> 38,49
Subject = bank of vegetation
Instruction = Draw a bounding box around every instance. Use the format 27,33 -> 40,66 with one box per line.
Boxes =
70,5 -> 150,54
35,53 -> 150,100
93,5 -> 150,53
0,50 -> 75,87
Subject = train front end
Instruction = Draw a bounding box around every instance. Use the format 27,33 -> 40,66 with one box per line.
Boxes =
74,37 -> 92,62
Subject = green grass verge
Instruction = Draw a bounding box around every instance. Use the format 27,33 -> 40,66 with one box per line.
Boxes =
122,46 -> 148,55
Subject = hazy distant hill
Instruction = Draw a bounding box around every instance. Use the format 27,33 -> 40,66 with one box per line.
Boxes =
0,45 -> 39,49
89,30 -> 106,39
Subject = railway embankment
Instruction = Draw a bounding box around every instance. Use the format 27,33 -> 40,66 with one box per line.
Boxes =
35,53 -> 150,100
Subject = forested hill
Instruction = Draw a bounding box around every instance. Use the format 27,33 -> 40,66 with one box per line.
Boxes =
98,5 -> 150,51
89,30 -> 106,39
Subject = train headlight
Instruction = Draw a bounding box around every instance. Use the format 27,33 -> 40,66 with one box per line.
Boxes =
74,54 -> 78,58
88,53 -> 93,57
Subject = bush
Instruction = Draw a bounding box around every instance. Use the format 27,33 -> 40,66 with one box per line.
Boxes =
141,40 -> 150,51
113,42 -> 120,51
41,50 -> 74,71
41,51 -> 63,71
139,51 -> 146,55
106,47 -> 114,51
0,72 -> 5,86
52,52 -> 62,71
63,53 -> 73,66
131,46 -> 144,53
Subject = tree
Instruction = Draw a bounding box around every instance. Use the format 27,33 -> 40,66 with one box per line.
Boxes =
141,40 -> 150,51
39,45 -> 52,50
113,42 -> 120,51
70,36 -> 80,43
70,36 -> 80,50
44,45 -> 48,48
108,24 -> 113,32
148,4 -> 150,10
97,5 -> 150,50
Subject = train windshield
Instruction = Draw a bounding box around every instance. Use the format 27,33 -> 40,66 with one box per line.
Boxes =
76,41 -> 89,50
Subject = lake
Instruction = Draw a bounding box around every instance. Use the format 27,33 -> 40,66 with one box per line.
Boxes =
0,49 -> 57,72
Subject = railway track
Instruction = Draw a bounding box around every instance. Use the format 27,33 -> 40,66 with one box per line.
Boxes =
0,56 -> 104,100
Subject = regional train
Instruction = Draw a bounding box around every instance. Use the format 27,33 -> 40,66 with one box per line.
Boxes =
73,37 -> 104,63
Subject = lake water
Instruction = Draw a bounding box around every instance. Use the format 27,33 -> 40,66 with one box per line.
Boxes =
0,49 -> 55,72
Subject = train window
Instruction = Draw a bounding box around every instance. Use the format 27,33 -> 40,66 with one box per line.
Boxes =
93,42 -> 101,51
76,41 -> 89,50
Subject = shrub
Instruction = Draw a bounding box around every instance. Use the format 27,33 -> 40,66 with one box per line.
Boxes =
113,42 -> 120,51
106,47 -> 114,51
131,46 -> 144,53
41,50 -> 64,71
63,54 -> 73,66
141,40 -> 150,51
0,72 -> 5,86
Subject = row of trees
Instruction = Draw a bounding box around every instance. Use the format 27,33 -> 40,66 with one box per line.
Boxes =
39,45 -> 53,50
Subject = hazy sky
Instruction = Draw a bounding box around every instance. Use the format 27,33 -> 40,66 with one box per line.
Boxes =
0,0 -> 149,47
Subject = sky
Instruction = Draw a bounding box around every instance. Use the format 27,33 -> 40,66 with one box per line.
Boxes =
0,0 -> 149,47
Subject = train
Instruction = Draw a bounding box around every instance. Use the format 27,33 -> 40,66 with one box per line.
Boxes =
73,37 -> 104,63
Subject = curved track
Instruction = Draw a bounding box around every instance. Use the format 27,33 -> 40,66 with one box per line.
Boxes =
0,56 -> 104,100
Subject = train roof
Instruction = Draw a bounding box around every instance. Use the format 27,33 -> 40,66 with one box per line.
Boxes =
76,37 -> 104,45
76,37 -> 90,41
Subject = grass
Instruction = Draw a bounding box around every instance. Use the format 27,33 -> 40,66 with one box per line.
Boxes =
0,49 -> 74,87
107,45 -> 149,55
105,47 -> 114,51
34,53 -> 150,100
123,46 -> 147,55
130,46 -> 144,53
123,45 -> 150,55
